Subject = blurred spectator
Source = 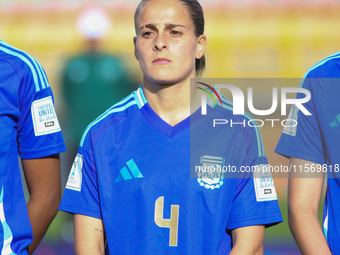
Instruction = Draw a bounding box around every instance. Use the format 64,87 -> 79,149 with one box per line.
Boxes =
61,8 -> 138,160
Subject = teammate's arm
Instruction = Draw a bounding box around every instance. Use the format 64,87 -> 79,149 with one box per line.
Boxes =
229,225 -> 265,255
21,154 -> 61,254
288,157 -> 331,255
74,214 -> 106,255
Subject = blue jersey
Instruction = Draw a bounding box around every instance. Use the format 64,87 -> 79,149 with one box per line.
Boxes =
0,39 -> 66,255
60,87 -> 282,254
275,52 -> 340,253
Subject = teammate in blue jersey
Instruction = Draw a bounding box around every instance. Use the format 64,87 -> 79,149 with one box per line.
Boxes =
275,53 -> 340,254
60,0 -> 282,254
0,39 -> 66,254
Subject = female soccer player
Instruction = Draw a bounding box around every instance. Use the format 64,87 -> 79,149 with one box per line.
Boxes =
0,39 -> 66,254
60,0 -> 282,254
276,53 -> 340,254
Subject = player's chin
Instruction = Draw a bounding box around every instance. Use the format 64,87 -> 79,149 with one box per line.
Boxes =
146,74 -> 181,86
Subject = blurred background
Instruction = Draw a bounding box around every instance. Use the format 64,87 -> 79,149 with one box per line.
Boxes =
1,0 -> 340,254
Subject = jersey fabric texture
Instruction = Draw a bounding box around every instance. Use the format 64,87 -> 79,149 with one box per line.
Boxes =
0,39 -> 66,255
60,86 -> 282,254
275,52 -> 340,253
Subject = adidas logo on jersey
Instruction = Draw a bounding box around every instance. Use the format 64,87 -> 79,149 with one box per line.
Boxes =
330,113 -> 340,127
115,159 -> 143,182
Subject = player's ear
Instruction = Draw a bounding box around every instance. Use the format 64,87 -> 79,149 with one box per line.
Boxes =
196,34 -> 207,60
133,36 -> 139,61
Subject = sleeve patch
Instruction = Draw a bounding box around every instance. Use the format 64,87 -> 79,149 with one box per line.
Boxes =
66,154 -> 83,192
31,96 -> 61,136
253,164 -> 278,202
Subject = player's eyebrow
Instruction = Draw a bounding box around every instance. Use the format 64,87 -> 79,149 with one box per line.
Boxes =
139,23 -> 157,31
164,23 -> 186,29
139,23 -> 186,31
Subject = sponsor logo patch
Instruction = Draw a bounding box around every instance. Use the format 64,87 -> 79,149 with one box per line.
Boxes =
66,154 -> 83,191
253,164 -> 278,201
31,96 -> 61,136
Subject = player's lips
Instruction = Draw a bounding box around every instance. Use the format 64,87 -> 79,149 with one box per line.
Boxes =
152,58 -> 171,64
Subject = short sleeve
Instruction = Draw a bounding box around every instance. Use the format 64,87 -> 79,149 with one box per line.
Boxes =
275,77 -> 324,164
227,127 -> 282,230
59,132 -> 102,219
18,90 -> 66,158
227,169 -> 282,230
13,54 -> 66,159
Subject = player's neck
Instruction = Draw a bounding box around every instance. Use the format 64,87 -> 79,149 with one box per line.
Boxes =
142,79 -> 199,127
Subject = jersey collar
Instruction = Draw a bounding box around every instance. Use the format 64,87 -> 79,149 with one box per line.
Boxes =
134,86 -> 191,138
133,86 -> 147,109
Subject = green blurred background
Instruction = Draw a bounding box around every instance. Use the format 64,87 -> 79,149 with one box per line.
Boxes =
1,0 -> 339,254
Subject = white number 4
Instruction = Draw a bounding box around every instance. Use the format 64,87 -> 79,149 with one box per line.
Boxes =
154,196 -> 179,246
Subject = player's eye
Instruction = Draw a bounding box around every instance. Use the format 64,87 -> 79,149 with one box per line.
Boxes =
142,31 -> 154,38
170,30 -> 182,36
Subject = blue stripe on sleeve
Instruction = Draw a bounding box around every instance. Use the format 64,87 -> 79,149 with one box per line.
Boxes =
0,40 -> 48,91
80,96 -> 136,147
220,95 -> 265,157
33,57 -> 50,88
301,51 -> 340,82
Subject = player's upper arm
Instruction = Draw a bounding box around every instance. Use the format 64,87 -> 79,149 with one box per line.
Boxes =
230,225 -> 265,255
22,154 -> 61,205
287,159 -> 331,255
74,214 -> 106,255
288,157 -> 325,216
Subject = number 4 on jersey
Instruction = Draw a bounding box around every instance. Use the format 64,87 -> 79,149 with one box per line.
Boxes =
154,196 -> 179,246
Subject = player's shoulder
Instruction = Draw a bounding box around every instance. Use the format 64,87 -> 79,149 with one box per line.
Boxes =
79,89 -> 142,147
211,90 -> 266,157
214,91 -> 258,127
304,51 -> 340,79
0,39 -> 49,93
0,39 -> 38,72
